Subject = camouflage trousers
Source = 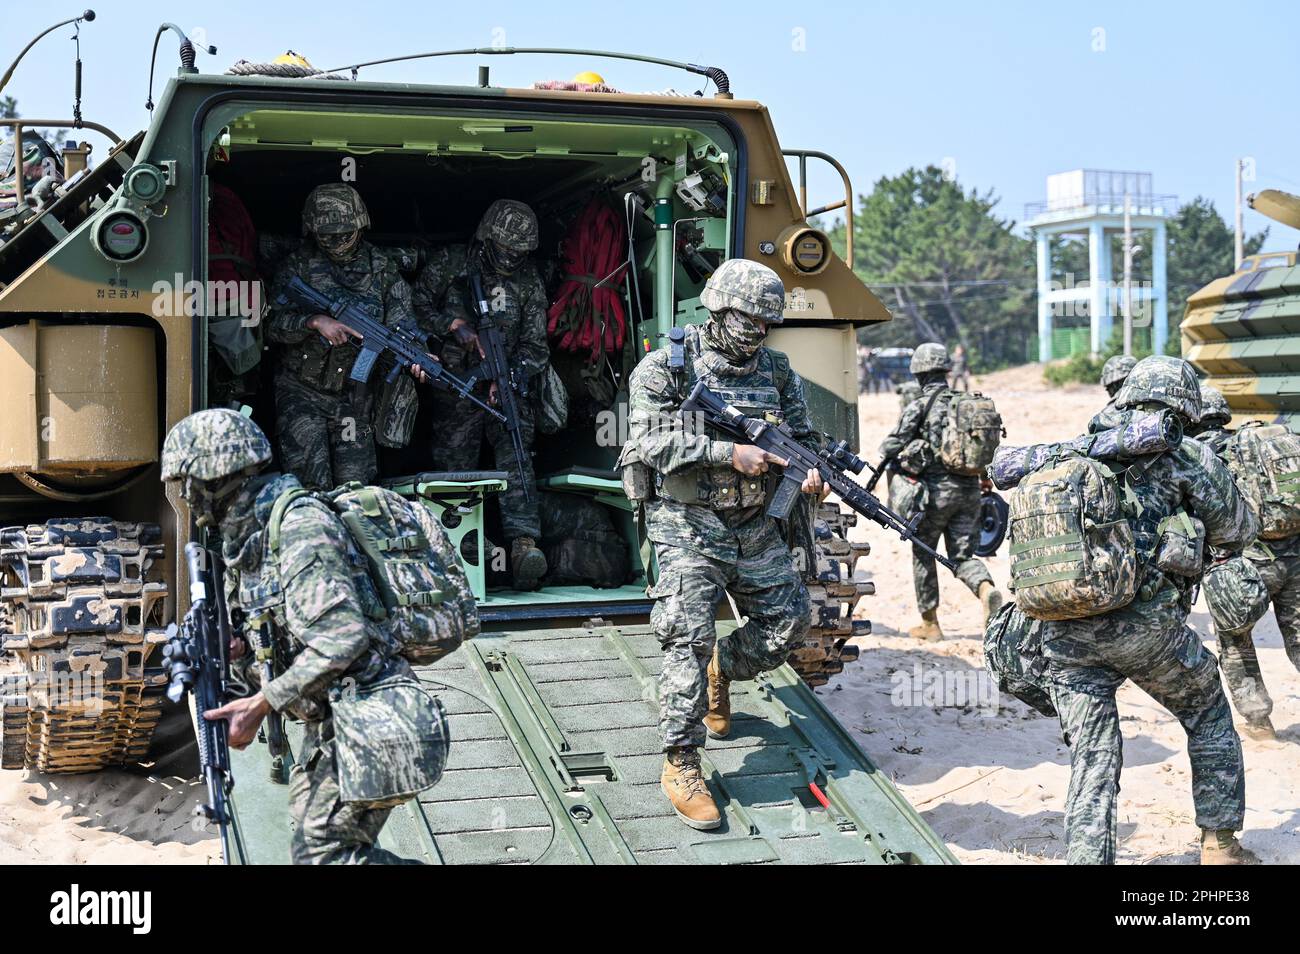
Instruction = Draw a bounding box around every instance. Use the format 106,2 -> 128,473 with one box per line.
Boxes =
274,372 -> 377,492
651,538 -> 810,750
911,474 -> 993,613
1215,548 -> 1300,724
428,389 -> 539,541
1044,590 -> 1244,865
288,730 -> 420,865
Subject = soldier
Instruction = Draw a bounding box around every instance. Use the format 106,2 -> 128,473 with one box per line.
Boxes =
414,200 -> 551,588
1100,354 -> 1137,400
1190,385 -> 1296,741
626,258 -> 828,830
879,343 -> 1003,641
949,343 -> 970,392
160,409 -> 470,864
1090,354 -> 1139,431
267,183 -> 417,491
1043,357 -> 1260,864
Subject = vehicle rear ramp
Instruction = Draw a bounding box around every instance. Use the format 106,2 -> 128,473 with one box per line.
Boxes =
229,622 -> 956,865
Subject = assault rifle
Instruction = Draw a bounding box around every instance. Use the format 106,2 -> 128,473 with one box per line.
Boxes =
277,276 -> 505,425
463,269 -> 532,502
162,544 -> 248,864
681,380 -> 959,573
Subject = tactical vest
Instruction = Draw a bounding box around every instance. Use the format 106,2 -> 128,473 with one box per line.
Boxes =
655,333 -> 790,511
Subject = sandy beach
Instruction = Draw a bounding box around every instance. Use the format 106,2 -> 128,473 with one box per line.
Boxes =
825,365 -> 1300,864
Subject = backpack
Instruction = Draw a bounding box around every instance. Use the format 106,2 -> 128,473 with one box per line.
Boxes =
269,483 -> 477,665
1225,422 -> 1300,539
983,602 -> 1056,716
937,392 -> 1003,475
538,491 -> 630,588
1006,455 -> 1139,621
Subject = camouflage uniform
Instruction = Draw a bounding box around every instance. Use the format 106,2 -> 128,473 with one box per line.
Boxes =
1042,357 -> 1258,865
161,410 -> 462,865
628,267 -> 812,751
1191,388 -> 1300,726
413,229 -> 549,542
879,381 -> 994,614
267,185 -> 415,491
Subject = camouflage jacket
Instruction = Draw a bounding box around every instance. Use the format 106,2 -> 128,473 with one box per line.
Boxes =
879,381 -> 975,481
224,473 -> 411,726
628,324 -> 816,559
1126,437 -> 1259,597
267,241 -> 415,393
412,243 -> 550,380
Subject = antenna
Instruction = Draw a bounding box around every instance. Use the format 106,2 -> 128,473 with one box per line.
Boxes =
146,23 -> 218,112
0,10 -> 96,97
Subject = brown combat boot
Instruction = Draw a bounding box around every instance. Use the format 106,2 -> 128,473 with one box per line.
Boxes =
510,537 -> 547,590
661,747 -> 721,830
978,581 -> 1004,627
909,609 -> 943,641
703,644 -> 731,739
1241,717 -> 1277,742
1200,829 -> 1261,865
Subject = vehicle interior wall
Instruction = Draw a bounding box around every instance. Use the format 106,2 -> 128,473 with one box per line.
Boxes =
203,112 -> 734,604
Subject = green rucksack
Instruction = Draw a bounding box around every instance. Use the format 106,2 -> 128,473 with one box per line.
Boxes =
1225,422 -> 1300,540
269,483 -> 478,665
983,601 -> 1056,717
1007,454 -> 1139,621
938,392 -> 1003,475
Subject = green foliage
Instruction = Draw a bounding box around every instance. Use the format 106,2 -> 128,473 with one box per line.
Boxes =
825,166 -> 1035,372
1043,351 -> 1106,387
1167,197 -> 1267,322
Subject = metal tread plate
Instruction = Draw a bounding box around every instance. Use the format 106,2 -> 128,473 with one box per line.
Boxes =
228,623 -> 955,865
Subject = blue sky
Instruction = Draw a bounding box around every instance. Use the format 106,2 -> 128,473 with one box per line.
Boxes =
7,0 -> 1298,252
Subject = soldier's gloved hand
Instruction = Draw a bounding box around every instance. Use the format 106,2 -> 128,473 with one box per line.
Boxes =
307,314 -> 363,347
802,467 -> 831,501
450,317 -> 484,358
204,692 -> 272,750
980,476 -> 993,493
732,444 -> 787,477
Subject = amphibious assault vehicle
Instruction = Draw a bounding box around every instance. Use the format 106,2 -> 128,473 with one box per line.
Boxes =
0,23 -> 954,863
1183,189 -> 1300,426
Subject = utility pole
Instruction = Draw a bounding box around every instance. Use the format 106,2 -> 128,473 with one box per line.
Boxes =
1123,192 -> 1133,357
1235,158 -> 1245,270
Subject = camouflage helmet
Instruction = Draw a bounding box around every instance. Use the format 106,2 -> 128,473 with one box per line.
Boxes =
301,183 -> 370,236
160,409 -> 272,483
1198,385 -> 1231,427
1100,354 -> 1137,390
910,342 -> 952,374
475,199 -> 539,252
699,258 -> 786,323
1115,355 -> 1202,422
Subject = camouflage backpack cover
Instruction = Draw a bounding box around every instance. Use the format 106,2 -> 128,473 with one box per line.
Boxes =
1225,422 -> 1300,539
269,483 -> 478,665
937,392 -> 1003,475
1007,454 -> 1139,620
982,601 -> 1056,716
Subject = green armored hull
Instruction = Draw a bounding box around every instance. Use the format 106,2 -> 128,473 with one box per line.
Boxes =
229,622 -> 954,865
1182,191 -> 1300,426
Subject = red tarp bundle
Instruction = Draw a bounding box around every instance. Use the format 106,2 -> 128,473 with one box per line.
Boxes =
547,197 -> 628,362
